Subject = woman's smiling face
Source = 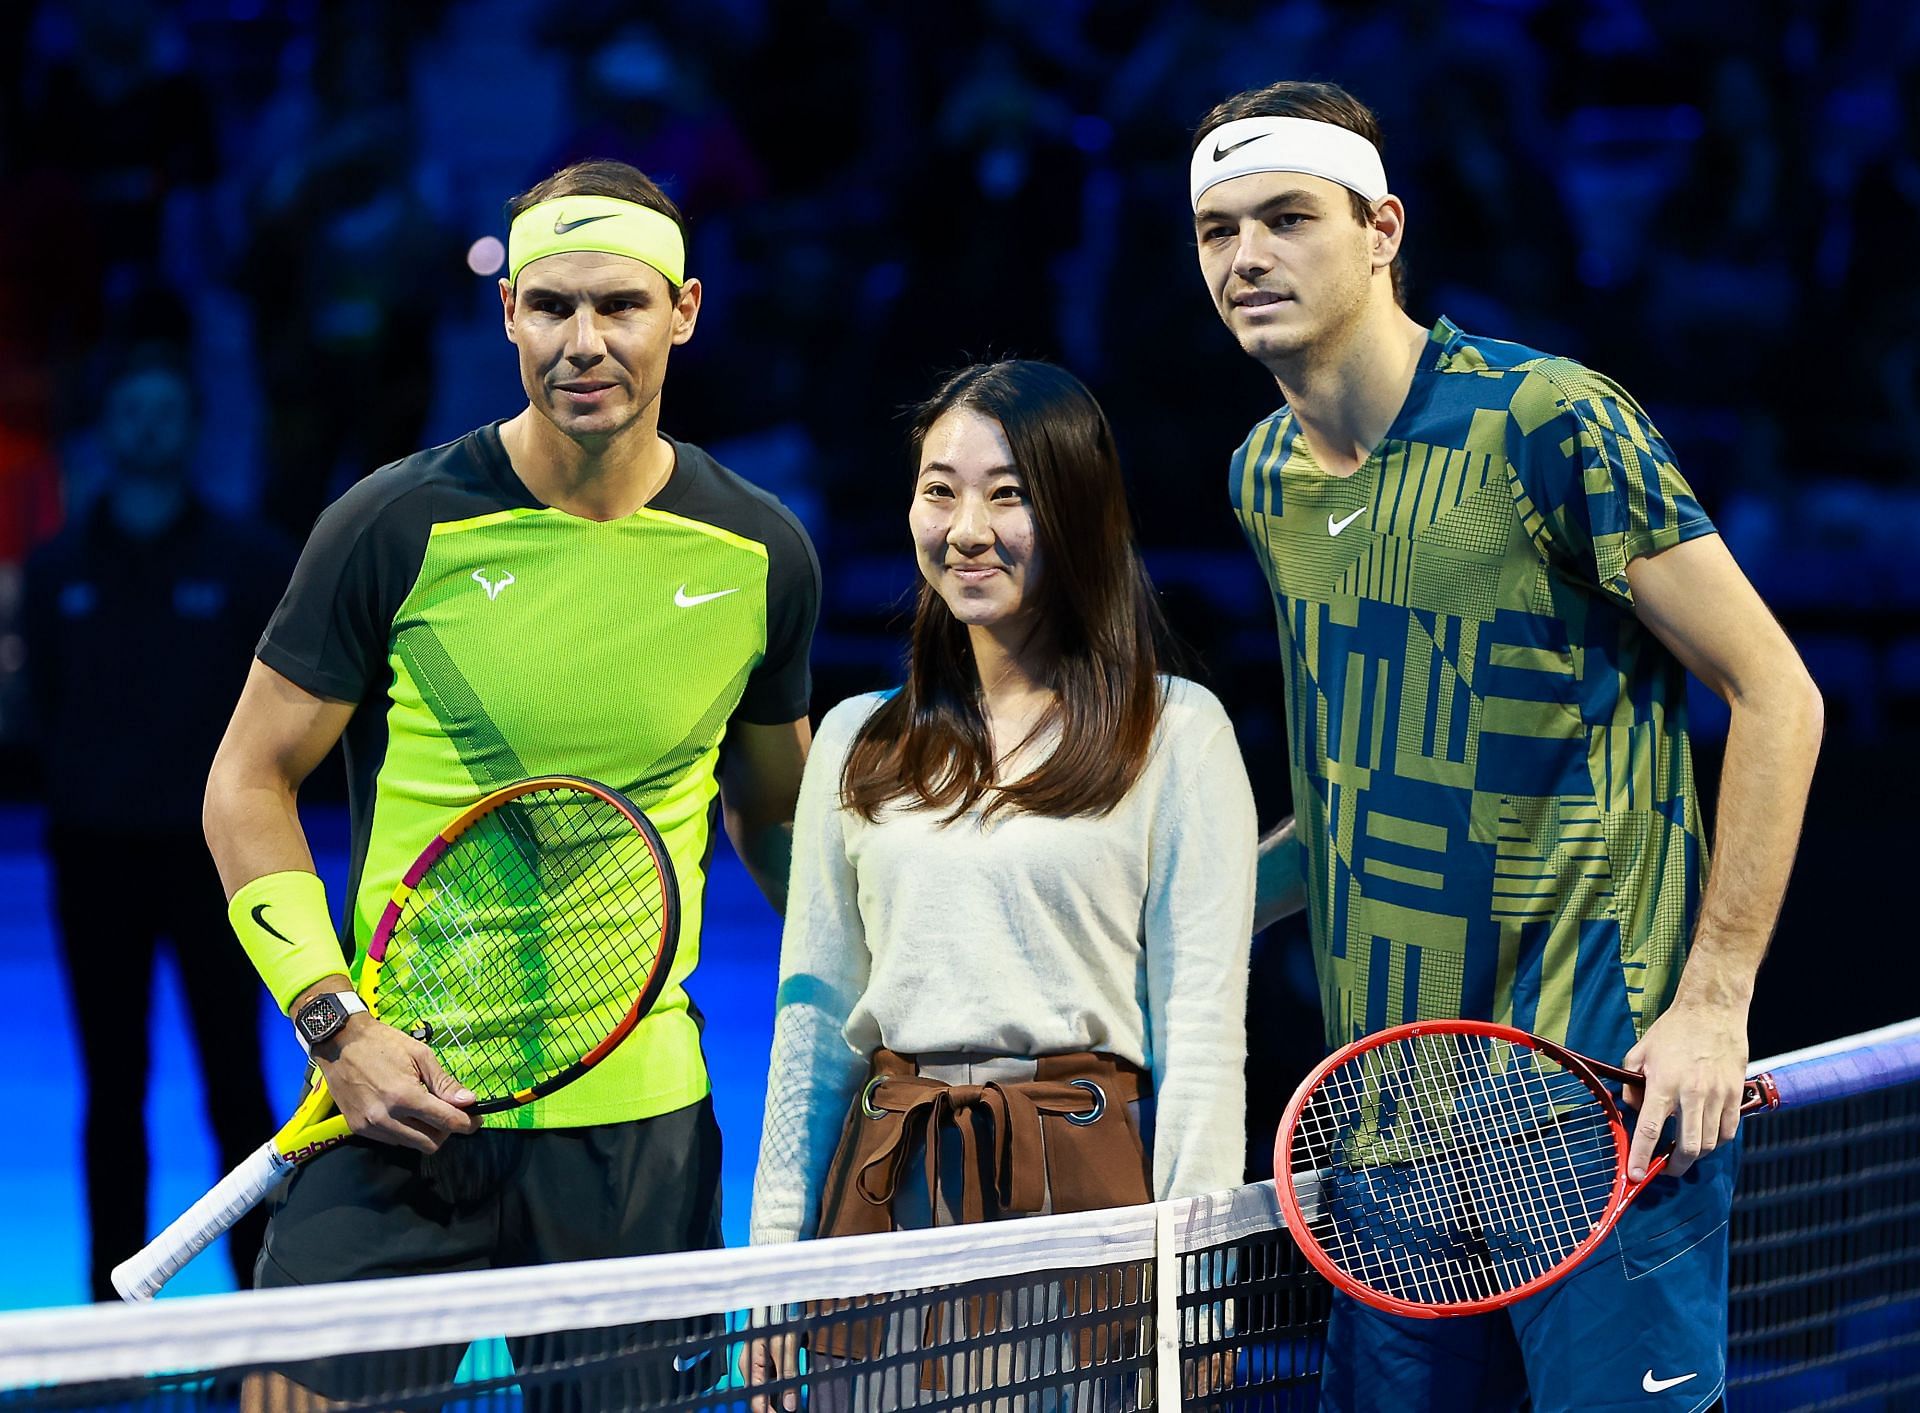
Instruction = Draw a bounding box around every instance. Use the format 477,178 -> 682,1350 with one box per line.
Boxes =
910,407 -> 1043,632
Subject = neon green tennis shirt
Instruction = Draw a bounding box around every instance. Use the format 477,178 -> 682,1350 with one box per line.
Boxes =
258,424 -> 819,1126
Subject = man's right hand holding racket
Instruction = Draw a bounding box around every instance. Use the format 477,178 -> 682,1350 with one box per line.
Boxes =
114,666 -> 678,1300
285,972 -> 480,1153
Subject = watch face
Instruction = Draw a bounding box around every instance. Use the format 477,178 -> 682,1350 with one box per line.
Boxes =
298,997 -> 344,1042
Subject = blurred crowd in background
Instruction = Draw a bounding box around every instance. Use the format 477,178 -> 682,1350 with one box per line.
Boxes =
0,0 -> 1916,1100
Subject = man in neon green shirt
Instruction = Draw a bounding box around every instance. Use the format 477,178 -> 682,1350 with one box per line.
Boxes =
204,160 -> 818,1347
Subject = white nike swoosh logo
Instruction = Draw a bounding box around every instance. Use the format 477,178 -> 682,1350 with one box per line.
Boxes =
674,585 -> 740,608
1642,1370 -> 1697,1393
1328,506 -> 1369,536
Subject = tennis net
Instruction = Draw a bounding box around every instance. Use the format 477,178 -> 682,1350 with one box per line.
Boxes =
1728,1021 -> 1920,1411
1,1020 -> 1913,1412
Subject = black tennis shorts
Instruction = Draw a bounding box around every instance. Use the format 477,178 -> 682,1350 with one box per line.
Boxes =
254,1096 -> 724,1409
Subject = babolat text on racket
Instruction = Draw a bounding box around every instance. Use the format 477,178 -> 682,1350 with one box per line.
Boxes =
112,775 -> 678,1300
1275,1017 -> 1920,1317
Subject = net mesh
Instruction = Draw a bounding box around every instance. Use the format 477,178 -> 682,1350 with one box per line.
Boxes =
4,1025 -> 1914,1412
376,783 -> 671,1106
1727,1077 -> 1920,1411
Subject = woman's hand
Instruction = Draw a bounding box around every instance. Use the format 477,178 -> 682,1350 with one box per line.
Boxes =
739,1328 -> 801,1412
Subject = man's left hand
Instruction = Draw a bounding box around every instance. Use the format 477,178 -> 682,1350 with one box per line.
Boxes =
1621,995 -> 1749,1181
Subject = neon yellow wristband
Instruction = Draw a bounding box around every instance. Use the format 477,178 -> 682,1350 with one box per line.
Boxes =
229,871 -> 350,1014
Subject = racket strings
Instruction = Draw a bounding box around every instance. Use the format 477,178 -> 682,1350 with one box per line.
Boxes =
463,795 -> 664,1074
1434,1039 -> 1607,1298
1292,1032 -> 1618,1307
1371,1037 -> 1612,1300
378,787 -> 669,1100
1383,1038 -> 1614,1303
408,801 -> 663,1094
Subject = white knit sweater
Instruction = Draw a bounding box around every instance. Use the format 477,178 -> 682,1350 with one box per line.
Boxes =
748,676 -> 1257,1245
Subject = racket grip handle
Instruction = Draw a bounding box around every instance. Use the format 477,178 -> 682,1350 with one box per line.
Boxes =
111,1141 -> 290,1301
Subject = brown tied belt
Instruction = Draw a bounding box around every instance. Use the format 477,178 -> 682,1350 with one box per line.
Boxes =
855,1071 -> 1105,1224
831,1048 -> 1150,1234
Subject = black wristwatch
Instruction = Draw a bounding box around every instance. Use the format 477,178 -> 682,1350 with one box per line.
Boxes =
293,991 -> 368,1056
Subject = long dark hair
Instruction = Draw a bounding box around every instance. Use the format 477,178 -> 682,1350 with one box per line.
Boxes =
841,360 -> 1171,822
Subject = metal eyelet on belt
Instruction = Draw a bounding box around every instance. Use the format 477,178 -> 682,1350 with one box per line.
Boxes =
861,1074 -> 888,1119
1065,1078 -> 1106,1126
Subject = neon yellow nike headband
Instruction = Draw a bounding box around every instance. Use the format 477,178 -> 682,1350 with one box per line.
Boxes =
507,194 -> 687,287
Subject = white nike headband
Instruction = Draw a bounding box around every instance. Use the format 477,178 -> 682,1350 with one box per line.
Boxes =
1190,116 -> 1389,210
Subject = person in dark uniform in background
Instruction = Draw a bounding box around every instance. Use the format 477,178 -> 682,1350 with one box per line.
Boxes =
21,345 -> 292,1300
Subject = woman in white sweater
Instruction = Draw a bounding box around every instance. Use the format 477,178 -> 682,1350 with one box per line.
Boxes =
745,360 -> 1255,1403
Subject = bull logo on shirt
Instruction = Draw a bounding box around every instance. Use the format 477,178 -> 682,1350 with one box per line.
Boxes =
472,568 -> 516,600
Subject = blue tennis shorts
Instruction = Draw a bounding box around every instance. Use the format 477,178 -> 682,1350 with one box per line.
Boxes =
1318,1135 -> 1739,1413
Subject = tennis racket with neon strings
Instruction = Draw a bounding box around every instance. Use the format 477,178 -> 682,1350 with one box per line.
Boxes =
112,775 -> 678,1301
1275,1017 -> 1920,1318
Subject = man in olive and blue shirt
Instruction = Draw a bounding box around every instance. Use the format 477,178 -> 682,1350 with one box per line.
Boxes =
1189,82 -> 1823,1411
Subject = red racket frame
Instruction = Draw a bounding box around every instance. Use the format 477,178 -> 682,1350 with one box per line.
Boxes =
1273,1019 -> 1765,1319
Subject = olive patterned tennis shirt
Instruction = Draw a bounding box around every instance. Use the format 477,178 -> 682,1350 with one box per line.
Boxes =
1232,318 -> 1716,1066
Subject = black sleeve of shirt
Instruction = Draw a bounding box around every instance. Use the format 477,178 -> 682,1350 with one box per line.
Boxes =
256,476 -> 429,705
737,507 -> 822,726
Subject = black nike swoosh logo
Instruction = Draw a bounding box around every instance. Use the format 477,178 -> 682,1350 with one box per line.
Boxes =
251,903 -> 296,945
1213,134 -> 1268,162
552,213 -> 617,234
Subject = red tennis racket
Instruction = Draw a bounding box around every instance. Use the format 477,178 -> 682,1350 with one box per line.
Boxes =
113,775 -> 678,1300
1274,1018 -> 1920,1317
